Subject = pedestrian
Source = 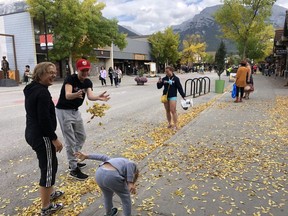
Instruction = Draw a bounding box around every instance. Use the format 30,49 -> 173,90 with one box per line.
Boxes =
56,58 -> 110,180
253,64 -> 257,74
1,56 -> 10,79
113,67 -> 119,87
117,67 -> 122,85
234,60 -> 249,103
100,66 -> 107,86
157,66 -> 186,130
23,62 -> 64,216
23,65 -> 31,85
108,67 -> 114,86
243,61 -> 254,99
74,152 -> 139,216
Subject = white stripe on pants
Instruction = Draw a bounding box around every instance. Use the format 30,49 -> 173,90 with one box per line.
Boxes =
43,137 -> 53,187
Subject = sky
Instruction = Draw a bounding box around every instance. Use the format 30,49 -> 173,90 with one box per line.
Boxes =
1,0 -> 288,35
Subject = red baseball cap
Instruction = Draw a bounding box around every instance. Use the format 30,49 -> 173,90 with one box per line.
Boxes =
76,59 -> 91,71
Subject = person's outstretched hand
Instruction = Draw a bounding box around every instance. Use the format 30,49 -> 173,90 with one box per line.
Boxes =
98,91 -> 110,101
74,152 -> 88,162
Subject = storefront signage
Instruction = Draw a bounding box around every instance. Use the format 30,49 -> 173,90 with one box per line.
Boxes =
134,54 -> 145,60
275,49 -> 287,55
39,34 -> 53,50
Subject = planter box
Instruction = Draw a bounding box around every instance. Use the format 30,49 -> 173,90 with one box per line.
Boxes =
215,79 -> 225,93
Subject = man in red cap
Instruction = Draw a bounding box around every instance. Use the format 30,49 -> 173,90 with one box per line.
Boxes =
56,59 -> 110,180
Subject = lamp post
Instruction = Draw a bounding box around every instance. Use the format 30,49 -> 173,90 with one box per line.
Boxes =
43,11 -> 49,61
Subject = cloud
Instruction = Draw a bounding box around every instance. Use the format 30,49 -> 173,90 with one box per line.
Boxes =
100,0 -> 288,35
1,0 -> 287,35
100,0 -> 223,34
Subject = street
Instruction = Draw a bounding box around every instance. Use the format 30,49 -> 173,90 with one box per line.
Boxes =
0,72 -> 287,216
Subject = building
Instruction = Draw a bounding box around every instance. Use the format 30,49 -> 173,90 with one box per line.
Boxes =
273,10 -> 288,77
0,2 -> 36,80
0,1 -> 153,81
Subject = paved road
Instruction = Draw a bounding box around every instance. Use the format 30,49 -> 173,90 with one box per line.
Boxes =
0,72 -> 222,215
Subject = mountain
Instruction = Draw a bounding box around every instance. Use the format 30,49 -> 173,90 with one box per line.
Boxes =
172,4 -> 287,52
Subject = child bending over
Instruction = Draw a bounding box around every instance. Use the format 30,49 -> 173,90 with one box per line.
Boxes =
75,152 -> 139,216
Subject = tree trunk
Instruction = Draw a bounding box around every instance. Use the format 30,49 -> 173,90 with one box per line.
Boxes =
68,54 -> 74,74
242,40 -> 247,59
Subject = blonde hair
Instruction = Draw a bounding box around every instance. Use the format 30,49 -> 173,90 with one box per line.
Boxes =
32,62 -> 55,82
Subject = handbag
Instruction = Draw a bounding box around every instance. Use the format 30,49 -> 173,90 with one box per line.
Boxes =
161,94 -> 168,103
231,83 -> 237,98
160,82 -> 171,103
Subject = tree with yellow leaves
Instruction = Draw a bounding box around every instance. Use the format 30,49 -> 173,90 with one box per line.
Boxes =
180,34 -> 207,66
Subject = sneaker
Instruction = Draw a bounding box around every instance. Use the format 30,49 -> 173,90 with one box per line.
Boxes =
50,190 -> 64,201
68,162 -> 87,171
105,207 -> 118,216
41,203 -> 63,216
69,167 -> 88,180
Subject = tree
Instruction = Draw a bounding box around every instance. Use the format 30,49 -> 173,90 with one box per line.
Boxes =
203,54 -> 214,64
148,27 -> 180,70
215,41 -> 226,79
180,34 -> 207,66
214,0 -> 276,58
27,0 -> 127,72
237,24 -> 274,61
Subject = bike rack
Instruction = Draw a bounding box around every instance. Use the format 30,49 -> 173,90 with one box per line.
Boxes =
184,76 -> 211,98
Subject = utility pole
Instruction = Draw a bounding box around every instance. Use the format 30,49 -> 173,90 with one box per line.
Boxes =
43,11 -> 49,61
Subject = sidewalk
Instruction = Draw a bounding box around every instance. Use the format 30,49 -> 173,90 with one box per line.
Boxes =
81,74 -> 288,215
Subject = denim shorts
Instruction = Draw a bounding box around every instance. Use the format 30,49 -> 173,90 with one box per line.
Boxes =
168,97 -> 177,101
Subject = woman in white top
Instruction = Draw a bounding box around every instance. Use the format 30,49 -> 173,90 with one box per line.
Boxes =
100,66 -> 107,86
117,67 -> 122,84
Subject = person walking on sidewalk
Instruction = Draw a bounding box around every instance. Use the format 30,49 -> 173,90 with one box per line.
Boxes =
100,66 -> 107,86
24,62 -> 64,216
235,60 -> 249,103
56,59 -> 110,181
75,152 -> 139,216
108,67 -> 114,86
113,67 -> 119,87
117,67 -> 123,85
157,66 -> 186,130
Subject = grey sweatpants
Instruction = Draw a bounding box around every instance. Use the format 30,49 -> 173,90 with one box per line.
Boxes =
56,108 -> 86,170
96,166 -> 131,216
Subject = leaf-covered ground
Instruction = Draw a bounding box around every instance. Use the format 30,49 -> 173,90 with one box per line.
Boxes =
2,76 -> 287,216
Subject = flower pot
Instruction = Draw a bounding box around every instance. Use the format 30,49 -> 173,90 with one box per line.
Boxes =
137,81 -> 144,85
215,79 -> 225,93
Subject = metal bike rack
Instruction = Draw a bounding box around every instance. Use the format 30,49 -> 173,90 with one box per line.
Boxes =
184,76 -> 211,98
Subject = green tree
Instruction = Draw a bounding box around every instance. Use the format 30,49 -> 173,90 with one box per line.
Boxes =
215,41 -> 227,79
214,0 -> 276,58
237,24 -> 274,61
180,34 -> 207,66
203,54 -> 214,64
27,0 -> 127,72
148,27 -> 180,70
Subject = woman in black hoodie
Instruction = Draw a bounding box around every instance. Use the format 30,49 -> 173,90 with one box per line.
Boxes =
24,62 -> 64,215
157,66 -> 186,130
